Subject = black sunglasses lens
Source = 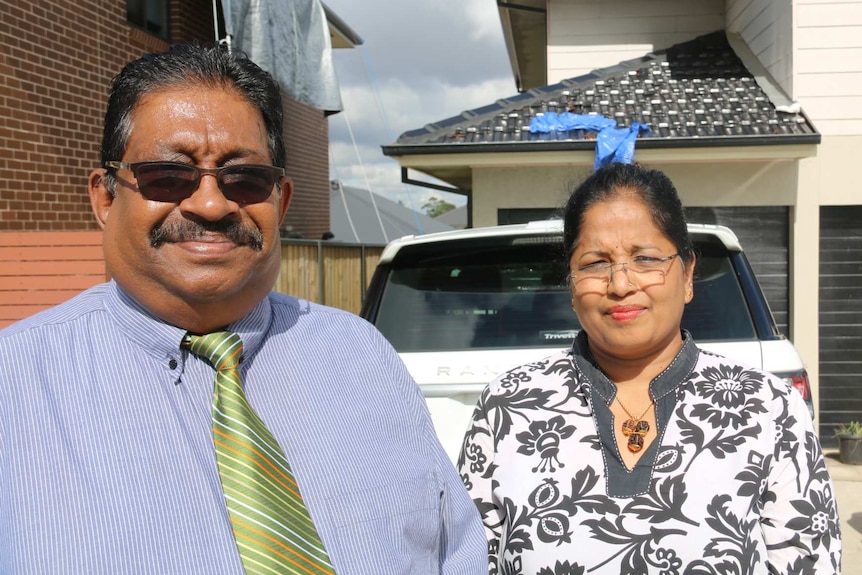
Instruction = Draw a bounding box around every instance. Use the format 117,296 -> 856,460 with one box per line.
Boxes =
218,166 -> 279,203
133,164 -> 199,202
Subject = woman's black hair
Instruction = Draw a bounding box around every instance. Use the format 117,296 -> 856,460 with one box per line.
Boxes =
562,163 -> 693,268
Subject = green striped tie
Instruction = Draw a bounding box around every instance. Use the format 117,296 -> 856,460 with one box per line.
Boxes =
183,331 -> 335,575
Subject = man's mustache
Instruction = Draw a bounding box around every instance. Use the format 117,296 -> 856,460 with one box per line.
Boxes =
150,220 -> 264,250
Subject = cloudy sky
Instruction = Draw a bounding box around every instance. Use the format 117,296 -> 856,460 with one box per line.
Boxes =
322,0 -> 516,212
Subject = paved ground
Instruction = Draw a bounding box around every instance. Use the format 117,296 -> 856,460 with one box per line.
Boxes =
826,451 -> 862,573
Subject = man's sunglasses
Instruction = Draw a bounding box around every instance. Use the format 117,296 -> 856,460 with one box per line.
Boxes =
105,161 -> 285,204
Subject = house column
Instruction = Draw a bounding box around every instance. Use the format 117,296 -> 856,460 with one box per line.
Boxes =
791,157 -> 821,423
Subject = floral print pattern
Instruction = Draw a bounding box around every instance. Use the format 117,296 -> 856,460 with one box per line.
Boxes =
458,344 -> 842,574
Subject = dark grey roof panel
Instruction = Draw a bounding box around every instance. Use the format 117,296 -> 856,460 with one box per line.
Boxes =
383,31 -> 819,156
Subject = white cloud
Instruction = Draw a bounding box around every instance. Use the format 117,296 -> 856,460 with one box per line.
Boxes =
336,75 -> 516,139
463,0 -> 505,42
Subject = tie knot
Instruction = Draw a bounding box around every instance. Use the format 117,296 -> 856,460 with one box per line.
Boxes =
183,331 -> 243,371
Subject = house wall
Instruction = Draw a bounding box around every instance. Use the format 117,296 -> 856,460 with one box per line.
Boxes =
472,160 -> 799,229
546,0 -> 725,84
282,95 -> 331,239
813,136 -> 862,204
472,166 -> 582,227
171,0 -> 220,42
726,0 -> 793,94
791,0 -> 862,417
793,0 -> 862,136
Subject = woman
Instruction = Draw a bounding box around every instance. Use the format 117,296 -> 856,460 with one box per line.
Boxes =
458,163 -> 841,574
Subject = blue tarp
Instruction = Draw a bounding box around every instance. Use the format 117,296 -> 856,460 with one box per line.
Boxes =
529,112 -> 616,133
594,121 -> 651,170
529,113 -> 651,170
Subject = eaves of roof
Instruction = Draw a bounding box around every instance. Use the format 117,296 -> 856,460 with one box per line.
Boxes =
322,2 -> 363,48
497,0 -> 547,92
382,31 -> 819,158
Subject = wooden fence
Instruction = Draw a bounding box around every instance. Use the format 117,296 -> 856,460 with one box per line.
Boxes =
275,240 -> 384,313
0,232 -> 384,329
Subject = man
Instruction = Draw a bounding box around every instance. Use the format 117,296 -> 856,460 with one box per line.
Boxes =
0,44 -> 485,574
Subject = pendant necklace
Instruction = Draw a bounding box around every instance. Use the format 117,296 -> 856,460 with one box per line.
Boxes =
616,396 -> 655,453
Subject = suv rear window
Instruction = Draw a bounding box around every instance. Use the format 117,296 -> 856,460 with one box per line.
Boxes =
373,233 -> 756,352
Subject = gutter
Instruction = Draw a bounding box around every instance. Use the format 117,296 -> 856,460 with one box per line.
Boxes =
383,132 -> 822,157
497,1 -> 546,14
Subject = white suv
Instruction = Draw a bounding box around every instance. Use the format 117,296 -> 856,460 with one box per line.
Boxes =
361,220 -> 813,461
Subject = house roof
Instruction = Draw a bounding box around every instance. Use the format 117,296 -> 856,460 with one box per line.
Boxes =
329,180 -> 453,244
382,31 -> 819,158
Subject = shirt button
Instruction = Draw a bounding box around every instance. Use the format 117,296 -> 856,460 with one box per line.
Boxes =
169,358 -> 178,370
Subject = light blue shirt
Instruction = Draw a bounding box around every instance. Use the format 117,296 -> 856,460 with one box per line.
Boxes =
0,281 -> 486,574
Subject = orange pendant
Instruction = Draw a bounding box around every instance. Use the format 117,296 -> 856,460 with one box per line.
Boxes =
621,418 -> 650,453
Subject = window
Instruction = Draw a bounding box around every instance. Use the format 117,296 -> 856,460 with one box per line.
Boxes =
371,233 -> 757,353
127,0 -> 169,40
375,236 -> 580,352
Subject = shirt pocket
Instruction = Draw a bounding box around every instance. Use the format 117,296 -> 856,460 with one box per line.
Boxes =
326,473 -> 440,575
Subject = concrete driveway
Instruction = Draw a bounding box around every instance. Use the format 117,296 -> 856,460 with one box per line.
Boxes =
826,452 -> 862,573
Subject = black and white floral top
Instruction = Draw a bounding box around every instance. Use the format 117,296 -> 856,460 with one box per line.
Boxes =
458,331 -> 841,575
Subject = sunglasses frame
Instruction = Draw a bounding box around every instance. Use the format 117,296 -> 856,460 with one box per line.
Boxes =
105,161 -> 285,204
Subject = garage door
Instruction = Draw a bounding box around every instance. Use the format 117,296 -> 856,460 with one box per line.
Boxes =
819,206 -> 862,447
685,207 -> 790,336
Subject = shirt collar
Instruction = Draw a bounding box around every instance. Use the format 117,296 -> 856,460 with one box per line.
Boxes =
103,280 -> 272,359
571,329 -> 698,402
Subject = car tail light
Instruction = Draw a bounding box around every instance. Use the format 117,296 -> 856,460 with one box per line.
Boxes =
784,372 -> 810,401
778,370 -> 815,421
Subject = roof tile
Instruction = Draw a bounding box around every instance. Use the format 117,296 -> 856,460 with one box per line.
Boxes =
385,31 -> 818,155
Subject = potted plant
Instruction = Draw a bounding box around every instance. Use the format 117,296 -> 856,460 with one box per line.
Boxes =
835,421 -> 862,465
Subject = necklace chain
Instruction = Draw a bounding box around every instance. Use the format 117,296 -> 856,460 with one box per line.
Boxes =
615,396 -> 654,420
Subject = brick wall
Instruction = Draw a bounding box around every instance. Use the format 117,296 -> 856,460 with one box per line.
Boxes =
282,94 -> 331,239
2,1 -> 119,230
0,0 -> 330,234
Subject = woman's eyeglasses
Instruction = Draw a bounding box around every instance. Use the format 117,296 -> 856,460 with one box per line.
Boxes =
569,254 -> 680,291
105,161 -> 285,204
